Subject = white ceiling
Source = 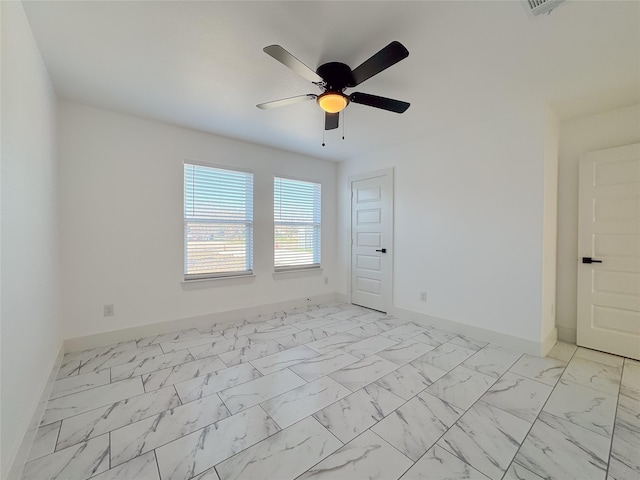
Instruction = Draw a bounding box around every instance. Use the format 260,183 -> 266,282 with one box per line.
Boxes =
22,1 -> 640,162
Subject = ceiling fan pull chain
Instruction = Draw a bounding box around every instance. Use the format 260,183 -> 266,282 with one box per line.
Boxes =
342,110 -> 345,140
322,127 -> 325,147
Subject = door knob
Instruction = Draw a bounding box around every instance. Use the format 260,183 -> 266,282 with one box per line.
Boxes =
375,248 -> 387,253
582,257 -> 603,264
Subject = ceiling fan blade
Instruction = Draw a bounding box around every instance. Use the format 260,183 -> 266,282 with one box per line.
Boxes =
263,45 -> 324,84
349,41 -> 409,87
325,112 -> 339,130
257,94 -> 317,110
349,92 -> 410,113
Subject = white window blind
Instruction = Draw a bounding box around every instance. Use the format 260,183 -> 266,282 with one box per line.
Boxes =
274,177 -> 321,272
184,163 -> 253,279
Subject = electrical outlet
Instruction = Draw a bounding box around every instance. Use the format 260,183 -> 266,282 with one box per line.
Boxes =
420,292 -> 427,302
104,304 -> 114,317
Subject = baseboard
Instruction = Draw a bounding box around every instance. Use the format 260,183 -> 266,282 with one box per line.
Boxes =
557,325 -> 577,344
64,293 -> 342,353
541,327 -> 558,357
390,307 -> 543,356
6,343 -> 64,480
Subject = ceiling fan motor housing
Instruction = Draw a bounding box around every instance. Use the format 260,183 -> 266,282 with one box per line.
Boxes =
316,62 -> 354,91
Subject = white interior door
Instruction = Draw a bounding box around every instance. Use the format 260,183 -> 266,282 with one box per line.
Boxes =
577,143 -> 640,360
351,170 -> 393,312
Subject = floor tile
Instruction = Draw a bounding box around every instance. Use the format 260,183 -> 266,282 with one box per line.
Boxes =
221,321 -> 279,339
155,405 -> 280,480
462,345 -> 521,378
306,333 -> 362,354
437,401 -> 531,479
408,355 -> 449,383
377,338 -> 435,365
174,363 -> 262,404
380,323 -> 427,342
261,376 -> 351,428
110,393 -> 230,466
215,416 -> 342,480
347,321 -> 393,338
27,422 -> 60,461
574,347 -> 624,367
57,386 -> 180,450
329,354 -> 399,391
187,336 -> 256,360
49,370 -> 111,400
219,368 -> 306,413
425,365 -> 496,410
608,391 -> 640,480
142,355 -> 227,391
543,378 -> 617,437
322,320 -> 367,335
249,345 -> 319,375
246,325 -> 303,343
416,342 -> 477,371
561,357 -> 622,395
380,316 -> 414,327
402,444 -> 490,479
78,344 -> 164,374
546,342 -> 577,363
371,391 -> 464,461
289,349 -> 360,382
621,361 -> 640,393
21,434 -> 110,480
61,341 -> 138,368
110,349 -> 193,382
297,429 -> 413,480
90,452 -> 159,480
314,382 -> 404,443
515,412 -> 610,480
480,372 -> 552,423
275,328 -> 330,349
375,363 -> 439,400
190,467 -> 221,480
449,334 -> 488,351
217,339 -> 286,367
160,333 -> 224,353
41,377 -> 144,426
503,462 -> 545,480
412,328 -> 458,347
353,311 -> 390,324
136,328 -> 201,348
509,354 -> 567,386
342,335 -> 398,359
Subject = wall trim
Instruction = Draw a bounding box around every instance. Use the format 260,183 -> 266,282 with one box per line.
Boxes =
63,293 -> 341,353
541,326 -> 558,357
7,343 -> 64,480
390,306 -> 544,356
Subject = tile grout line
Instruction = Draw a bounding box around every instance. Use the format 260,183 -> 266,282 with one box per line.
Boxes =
604,360 -> 626,479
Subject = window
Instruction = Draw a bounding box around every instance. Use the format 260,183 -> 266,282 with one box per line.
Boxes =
184,163 -> 253,279
274,177 -> 321,271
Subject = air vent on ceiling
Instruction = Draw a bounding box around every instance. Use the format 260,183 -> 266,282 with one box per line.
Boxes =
524,0 -> 566,18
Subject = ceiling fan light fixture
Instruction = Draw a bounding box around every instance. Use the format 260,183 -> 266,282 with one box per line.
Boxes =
317,92 -> 348,113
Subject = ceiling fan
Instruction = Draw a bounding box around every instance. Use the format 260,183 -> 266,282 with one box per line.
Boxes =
257,41 -> 410,131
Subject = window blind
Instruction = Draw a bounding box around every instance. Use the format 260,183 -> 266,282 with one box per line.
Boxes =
274,177 -> 321,271
184,163 -> 253,279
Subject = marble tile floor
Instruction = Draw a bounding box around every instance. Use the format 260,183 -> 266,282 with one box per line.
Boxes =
24,302 -> 640,480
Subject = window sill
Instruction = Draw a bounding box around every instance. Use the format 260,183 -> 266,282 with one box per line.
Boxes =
181,274 -> 256,289
272,267 -> 323,278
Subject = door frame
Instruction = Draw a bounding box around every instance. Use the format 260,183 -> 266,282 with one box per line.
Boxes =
348,168 -> 394,311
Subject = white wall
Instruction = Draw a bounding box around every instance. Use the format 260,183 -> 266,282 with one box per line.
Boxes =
338,105 -> 551,344
1,2 -> 62,478
556,104 -> 640,342
58,102 -> 338,340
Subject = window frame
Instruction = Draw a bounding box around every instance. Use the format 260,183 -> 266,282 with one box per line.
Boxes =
273,175 -> 322,273
183,160 -> 254,281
